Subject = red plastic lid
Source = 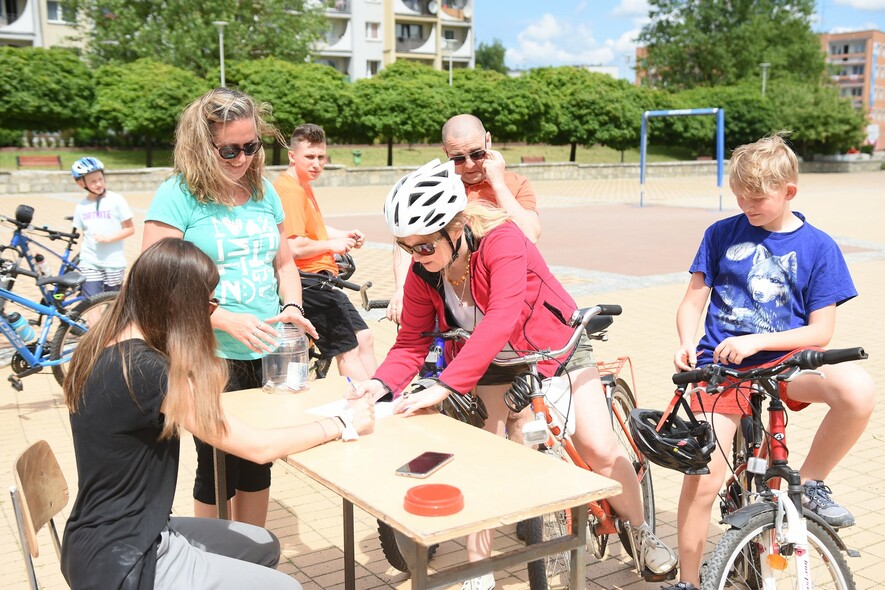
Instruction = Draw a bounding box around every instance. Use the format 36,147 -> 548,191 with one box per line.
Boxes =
404,484 -> 464,516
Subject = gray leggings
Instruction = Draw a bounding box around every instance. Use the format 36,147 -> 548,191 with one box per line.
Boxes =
154,517 -> 301,590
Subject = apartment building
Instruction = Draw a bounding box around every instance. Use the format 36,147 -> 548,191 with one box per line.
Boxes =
820,29 -> 885,150
313,0 -> 474,81
0,0 -> 78,48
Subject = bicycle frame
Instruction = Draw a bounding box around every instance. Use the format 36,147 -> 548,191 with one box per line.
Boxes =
0,286 -> 85,369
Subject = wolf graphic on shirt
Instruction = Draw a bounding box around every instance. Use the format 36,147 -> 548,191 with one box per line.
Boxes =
717,243 -> 797,333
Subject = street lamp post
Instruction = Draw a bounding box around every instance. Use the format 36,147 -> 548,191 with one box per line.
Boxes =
759,62 -> 771,97
212,21 -> 228,87
445,39 -> 455,86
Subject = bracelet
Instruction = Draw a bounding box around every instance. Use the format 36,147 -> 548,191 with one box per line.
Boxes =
335,413 -> 359,442
281,302 -> 305,316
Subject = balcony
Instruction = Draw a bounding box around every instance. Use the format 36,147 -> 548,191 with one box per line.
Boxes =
0,0 -> 39,44
325,0 -> 350,14
441,0 -> 473,21
316,20 -> 352,53
395,0 -> 438,17
397,25 -> 436,54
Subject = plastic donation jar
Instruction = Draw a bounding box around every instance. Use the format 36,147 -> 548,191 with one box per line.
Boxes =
262,324 -> 309,393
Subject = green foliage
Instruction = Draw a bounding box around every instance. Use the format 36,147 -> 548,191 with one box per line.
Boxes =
226,59 -> 354,141
63,0 -> 327,77
352,62 -> 455,162
0,47 -> 94,130
639,0 -> 826,89
450,69 -> 545,144
475,39 -> 508,74
91,59 -> 209,147
0,128 -> 23,147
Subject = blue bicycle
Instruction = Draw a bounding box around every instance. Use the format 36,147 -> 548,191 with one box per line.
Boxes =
0,257 -> 115,391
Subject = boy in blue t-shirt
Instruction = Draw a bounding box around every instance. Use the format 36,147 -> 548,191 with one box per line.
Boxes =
666,134 -> 875,590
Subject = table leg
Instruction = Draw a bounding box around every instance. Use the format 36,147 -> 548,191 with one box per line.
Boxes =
213,447 -> 229,520
343,499 -> 355,590
569,505 -> 588,589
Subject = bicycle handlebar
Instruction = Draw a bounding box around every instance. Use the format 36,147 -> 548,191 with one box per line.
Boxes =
0,214 -> 80,242
298,271 -> 390,312
671,347 -> 868,386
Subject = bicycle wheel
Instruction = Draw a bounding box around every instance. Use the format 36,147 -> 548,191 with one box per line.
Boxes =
50,292 -> 117,386
610,380 -> 656,553
376,520 -> 437,572
701,511 -> 855,590
525,447 -> 572,590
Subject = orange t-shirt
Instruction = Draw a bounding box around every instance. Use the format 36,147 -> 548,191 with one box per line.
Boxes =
274,172 -> 337,275
464,170 -> 537,211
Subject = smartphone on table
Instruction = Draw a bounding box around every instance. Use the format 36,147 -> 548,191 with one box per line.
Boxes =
395,451 -> 454,478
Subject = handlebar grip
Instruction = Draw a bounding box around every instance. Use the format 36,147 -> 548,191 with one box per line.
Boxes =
337,279 -> 361,291
792,347 -> 868,369
672,366 -> 714,385
367,299 -> 390,310
597,304 -> 622,316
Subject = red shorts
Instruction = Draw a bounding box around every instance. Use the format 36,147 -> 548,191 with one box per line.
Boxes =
689,350 -> 813,416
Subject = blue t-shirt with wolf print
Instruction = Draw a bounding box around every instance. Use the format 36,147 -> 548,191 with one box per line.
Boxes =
690,211 -> 856,368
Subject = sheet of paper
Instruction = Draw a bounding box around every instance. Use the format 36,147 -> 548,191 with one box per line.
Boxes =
308,399 -> 395,420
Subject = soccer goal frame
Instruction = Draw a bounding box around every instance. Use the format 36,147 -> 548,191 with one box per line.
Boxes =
639,107 -> 725,210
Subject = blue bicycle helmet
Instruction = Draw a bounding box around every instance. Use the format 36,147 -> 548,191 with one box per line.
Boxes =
71,157 -> 105,179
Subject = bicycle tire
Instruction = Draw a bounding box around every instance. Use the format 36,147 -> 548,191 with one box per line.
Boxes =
377,520 -> 438,572
610,380 -> 656,555
49,292 -> 117,386
525,447 -> 571,590
701,511 -> 855,590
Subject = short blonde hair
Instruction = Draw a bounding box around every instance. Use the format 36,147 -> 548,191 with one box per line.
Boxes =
729,132 -> 798,196
173,88 -> 283,205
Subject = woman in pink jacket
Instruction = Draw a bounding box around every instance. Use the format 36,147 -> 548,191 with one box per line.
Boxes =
354,160 -> 676,590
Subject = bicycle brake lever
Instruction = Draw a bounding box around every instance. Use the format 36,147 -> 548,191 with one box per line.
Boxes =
782,368 -> 824,382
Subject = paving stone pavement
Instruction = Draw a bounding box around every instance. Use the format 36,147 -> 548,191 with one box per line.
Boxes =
0,171 -> 883,589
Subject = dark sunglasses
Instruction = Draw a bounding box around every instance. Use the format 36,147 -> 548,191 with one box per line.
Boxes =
449,149 -> 486,165
396,236 -> 442,256
209,297 -> 220,315
215,140 -> 262,160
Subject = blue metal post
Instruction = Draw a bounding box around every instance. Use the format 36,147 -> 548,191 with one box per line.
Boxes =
639,112 -> 648,208
716,108 -> 725,211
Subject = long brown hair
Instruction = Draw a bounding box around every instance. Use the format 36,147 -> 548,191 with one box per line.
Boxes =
173,87 -> 283,206
64,238 -> 229,440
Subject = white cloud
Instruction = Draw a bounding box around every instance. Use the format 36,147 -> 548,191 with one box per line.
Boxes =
829,21 -> 882,33
612,0 -> 650,17
833,0 -> 885,10
507,13 -> 617,68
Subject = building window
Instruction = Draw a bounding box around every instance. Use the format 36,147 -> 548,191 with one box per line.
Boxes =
367,60 -> 380,77
396,23 -> 422,40
443,29 -> 456,41
365,22 -> 380,40
851,65 -> 864,76
47,1 -> 76,23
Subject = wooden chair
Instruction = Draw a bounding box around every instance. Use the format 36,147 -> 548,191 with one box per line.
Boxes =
10,440 -> 69,590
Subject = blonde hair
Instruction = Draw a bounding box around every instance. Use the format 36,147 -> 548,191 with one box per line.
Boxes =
444,201 -> 510,238
729,132 -> 798,196
173,87 -> 283,205
65,238 -> 229,441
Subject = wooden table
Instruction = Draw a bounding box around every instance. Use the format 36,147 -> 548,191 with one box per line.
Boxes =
223,378 -> 622,590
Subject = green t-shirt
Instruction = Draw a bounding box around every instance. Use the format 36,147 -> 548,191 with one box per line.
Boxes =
147,175 -> 284,360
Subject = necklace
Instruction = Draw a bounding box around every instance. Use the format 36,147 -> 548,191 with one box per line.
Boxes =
447,251 -> 471,286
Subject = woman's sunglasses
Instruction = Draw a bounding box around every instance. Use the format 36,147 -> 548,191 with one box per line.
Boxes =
396,236 -> 442,256
448,149 -> 486,165
215,140 -> 262,160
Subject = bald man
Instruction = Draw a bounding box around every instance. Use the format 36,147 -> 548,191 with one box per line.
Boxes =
386,114 -> 541,324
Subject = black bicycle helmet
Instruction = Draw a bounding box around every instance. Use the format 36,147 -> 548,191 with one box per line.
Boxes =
629,407 -> 716,475
335,253 -> 356,281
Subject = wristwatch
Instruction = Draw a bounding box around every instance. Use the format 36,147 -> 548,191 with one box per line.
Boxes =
335,412 -> 359,442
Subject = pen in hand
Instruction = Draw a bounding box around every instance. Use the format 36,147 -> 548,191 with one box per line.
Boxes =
345,376 -> 363,400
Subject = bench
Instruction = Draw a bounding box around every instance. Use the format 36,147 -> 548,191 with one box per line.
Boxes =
16,155 -> 63,170
520,156 -> 546,164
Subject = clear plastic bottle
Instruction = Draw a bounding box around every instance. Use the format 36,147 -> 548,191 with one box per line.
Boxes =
7,312 -> 36,343
34,253 -> 51,277
261,324 -> 309,392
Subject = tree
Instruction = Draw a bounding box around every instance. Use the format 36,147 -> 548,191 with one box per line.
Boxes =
450,69 -> 545,144
91,59 -> 209,165
638,0 -> 826,89
476,39 -> 508,74
64,0 -> 328,77
0,47 -> 93,131
226,59 -> 353,163
352,61 -> 454,166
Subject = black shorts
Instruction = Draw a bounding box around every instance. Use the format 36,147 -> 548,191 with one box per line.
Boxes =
193,359 -> 272,504
301,277 -> 369,359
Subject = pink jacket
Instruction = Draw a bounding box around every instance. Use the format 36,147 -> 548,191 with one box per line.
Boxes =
373,222 -> 578,395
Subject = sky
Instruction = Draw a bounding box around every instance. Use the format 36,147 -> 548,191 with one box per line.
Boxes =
474,0 -> 885,77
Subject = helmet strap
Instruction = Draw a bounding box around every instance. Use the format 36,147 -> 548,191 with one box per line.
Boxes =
442,230 -> 460,262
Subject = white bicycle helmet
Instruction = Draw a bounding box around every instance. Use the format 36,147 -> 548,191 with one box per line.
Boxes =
384,159 -> 467,237
71,156 -> 105,179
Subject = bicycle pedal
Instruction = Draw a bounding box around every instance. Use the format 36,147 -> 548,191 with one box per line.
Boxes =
642,566 -> 677,583
7,375 -> 23,392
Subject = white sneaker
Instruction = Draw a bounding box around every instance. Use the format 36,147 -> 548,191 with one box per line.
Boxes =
460,572 -> 495,590
630,522 -> 677,575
